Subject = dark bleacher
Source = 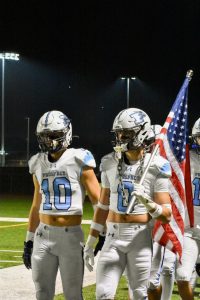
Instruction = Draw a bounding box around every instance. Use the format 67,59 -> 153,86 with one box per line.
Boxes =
0,167 -> 33,194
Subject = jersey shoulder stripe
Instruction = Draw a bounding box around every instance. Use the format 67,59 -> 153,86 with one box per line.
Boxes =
74,148 -> 96,168
149,154 -> 171,178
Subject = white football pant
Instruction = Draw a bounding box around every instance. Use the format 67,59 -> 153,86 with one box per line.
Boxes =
96,222 -> 152,300
176,235 -> 200,282
32,222 -> 84,300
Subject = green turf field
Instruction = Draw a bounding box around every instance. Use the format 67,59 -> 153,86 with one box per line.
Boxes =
0,196 -> 92,268
1,195 -> 200,299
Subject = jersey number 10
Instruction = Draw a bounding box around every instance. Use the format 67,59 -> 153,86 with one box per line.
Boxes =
41,177 -> 72,210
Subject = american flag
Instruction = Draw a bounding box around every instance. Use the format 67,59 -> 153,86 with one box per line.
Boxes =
153,71 -> 193,259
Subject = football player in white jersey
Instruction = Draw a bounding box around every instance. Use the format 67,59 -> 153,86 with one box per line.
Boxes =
83,108 -> 172,300
22,110 -> 100,300
175,117 -> 200,300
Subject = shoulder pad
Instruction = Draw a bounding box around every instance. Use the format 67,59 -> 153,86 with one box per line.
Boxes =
149,155 -> 172,178
75,148 -> 96,168
100,152 -> 118,172
28,153 -> 41,174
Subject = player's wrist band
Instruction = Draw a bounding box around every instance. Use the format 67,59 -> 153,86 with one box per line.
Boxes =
26,231 -> 35,242
97,201 -> 109,211
163,203 -> 172,212
149,204 -> 163,219
86,234 -> 97,247
91,221 -> 104,232
92,204 -> 97,211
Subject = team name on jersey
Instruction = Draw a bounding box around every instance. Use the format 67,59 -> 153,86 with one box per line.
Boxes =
122,174 -> 138,181
121,166 -> 140,181
42,171 -> 66,177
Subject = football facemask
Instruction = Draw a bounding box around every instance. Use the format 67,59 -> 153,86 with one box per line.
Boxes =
113,128 -> 142,151
37,130 -> 69,153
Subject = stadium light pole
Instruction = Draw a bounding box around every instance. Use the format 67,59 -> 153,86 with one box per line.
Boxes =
0,52 -> 20,167
121,77 -> 136,108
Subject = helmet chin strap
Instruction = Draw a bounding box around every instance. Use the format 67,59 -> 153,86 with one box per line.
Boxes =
47,139 -> 67,154
127,141 -> 141,151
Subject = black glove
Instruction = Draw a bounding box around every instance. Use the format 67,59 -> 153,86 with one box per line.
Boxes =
94,235 -> 105,256
196,263 -> 200,276
22,240 -> 33,269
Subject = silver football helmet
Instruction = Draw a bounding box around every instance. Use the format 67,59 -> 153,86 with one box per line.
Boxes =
112,108 -> 151,152
192,117 -> 200,153
36,110 -> 72,153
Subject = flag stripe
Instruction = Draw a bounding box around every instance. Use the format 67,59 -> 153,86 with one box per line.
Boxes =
153,75 -> 193,259
161,138 -> 185,205
185,144 -> 194,227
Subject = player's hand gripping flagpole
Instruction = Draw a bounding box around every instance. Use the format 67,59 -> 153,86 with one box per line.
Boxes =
126,70 -> 193,259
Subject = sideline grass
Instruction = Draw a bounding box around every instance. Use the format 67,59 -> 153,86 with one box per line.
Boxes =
55,276 -> 129,300
54,276 -> 200,300
0,196 -> 32,218
0,221 -> 28,268
55,280 -> 200,300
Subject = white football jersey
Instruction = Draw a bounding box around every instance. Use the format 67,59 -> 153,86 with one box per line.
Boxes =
185,150 -> 200,237
28,148 -> 96,215
100,152 -> 171,215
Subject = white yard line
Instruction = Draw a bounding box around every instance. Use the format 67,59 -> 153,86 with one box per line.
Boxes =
0,217 -> 29,222
0,260 -> 22,263
0,250 -> 23,252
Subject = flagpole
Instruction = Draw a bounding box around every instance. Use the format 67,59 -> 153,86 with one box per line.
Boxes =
126,70 -> 193,215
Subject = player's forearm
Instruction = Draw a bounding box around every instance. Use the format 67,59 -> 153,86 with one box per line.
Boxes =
89,207 -> 109,237
152,192 -> 172,223
28,206 -> 40,233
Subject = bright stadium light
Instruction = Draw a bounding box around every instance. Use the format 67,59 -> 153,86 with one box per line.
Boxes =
121,76 -> 136,108
0,52 -> 20,167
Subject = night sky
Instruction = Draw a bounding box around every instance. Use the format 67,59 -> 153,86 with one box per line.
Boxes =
0,1 -> 200,166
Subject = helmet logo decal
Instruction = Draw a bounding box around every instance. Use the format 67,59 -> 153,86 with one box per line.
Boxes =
129,111 -> 146,125
59,114 -> 70,125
